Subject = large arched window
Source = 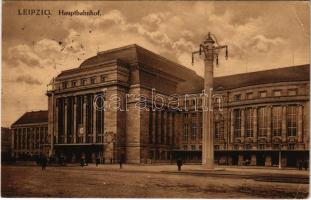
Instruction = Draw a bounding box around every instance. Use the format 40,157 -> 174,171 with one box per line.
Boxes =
272,106 -> 282,136
233,109 -> 241,138
215,120 -> 224,140
245,108 -> 253,137
258,107 -> 268,137
287,106 -> 297,137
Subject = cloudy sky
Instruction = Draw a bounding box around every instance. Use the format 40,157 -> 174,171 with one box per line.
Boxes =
2,1 -> 309,127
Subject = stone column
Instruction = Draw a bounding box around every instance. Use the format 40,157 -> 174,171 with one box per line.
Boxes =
202,43 -> 215,169
73,97 -> 77,143
83,95 -> 87,143
170,112 -> 174,145
241,109 -> 245,139
11,129 -> 15,157
33,128 -> 40,151
163,110 -> 167,145
157,110 -> 161,144
168,112 -> 172,145
21,129 -> 23,150
267,106 -> 272,142
281,106 -> 287,142
174,112 -> 180,146
64,98 -> 68,143
152,110 -> 156,144
172,113 -> 175,145
29,129 -> 32,152
230,109 -> 234,144
25,128 -> 28,151
253,107 -> 257,142
55,100 -> 59,144
16,129 -> 19,151
38,128 -> 41,150
298,105 -> 303,143
93,94 -> 97,143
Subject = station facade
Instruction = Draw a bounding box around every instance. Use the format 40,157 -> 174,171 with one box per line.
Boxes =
11,110 -> 49,159
11,44 -> 309,167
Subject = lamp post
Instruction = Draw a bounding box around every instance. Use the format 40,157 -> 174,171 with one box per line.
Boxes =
192,32 -> 228,169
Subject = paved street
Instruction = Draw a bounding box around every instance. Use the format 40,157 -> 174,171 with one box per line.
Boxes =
2,164 -> 309,198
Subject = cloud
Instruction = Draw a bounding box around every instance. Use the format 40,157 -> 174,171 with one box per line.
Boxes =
15,75 -> 42,85
1,1 -> 309,127
8,45 -> 41,68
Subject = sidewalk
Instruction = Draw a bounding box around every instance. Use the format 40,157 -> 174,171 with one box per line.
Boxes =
78,163 -> 309,176
6,162 -> 309,176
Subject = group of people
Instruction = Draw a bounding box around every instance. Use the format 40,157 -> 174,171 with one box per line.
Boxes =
297,159 -> 308,170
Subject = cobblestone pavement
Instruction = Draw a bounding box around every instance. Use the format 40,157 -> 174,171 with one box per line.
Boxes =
2,164 -> 309,198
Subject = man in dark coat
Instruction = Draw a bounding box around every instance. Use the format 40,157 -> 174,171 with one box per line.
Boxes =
177,158 -> 183,171
96,156 -> 100,167
119,154 -> 125,169
41,155 -> 47,170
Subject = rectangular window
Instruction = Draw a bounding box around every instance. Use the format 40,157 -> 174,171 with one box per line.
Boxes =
287,106 -> 297,136
234,94 -> 241,101
198,99 -> 202,106
288,89 -> 297,96
214,145 -> 220,150
62,82 -> 68,89
233,109 -> 241,137
288,143 -> 295,150
258,107 -> 268,137
191,145 -> 196,150
191,99 -> 196,106
91,77 -> 96,84
245,108 -> 253,137
191,113 -> 196,122
272,106 -> 282,136
183,124 -> 189,141
199,122 -> 202,139
259,91 -> 267,98
215,121 -> 224,140
71,80 -> 76,87
273,144 -> 280,149
246,93 -> 253,100
273,90 -> 281,97
191,123 -> 196,140
81,79 -> 87,86
258,144 -> 265,149
186,100 -> 189,107
101,75 -> 106,82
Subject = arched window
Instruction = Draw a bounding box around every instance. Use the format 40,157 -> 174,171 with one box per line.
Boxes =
272,106 -> 282,136
245,108 -> 253,137
258,107 -> 268,137
287,106 -> 297,137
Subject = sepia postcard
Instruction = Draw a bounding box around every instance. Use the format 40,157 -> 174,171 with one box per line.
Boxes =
1,0 -> 310,198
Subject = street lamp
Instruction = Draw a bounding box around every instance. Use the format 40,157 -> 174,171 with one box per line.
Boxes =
192,32 -> 228,169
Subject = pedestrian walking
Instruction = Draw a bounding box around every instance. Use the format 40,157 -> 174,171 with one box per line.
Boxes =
96,156 -> 100,167
119,154 -> 125,169
80,157 -> 85,167
298,159 -> 303,170
41,155 -> 47,170
303,160 -> 308,170
176,158 -> 183,171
